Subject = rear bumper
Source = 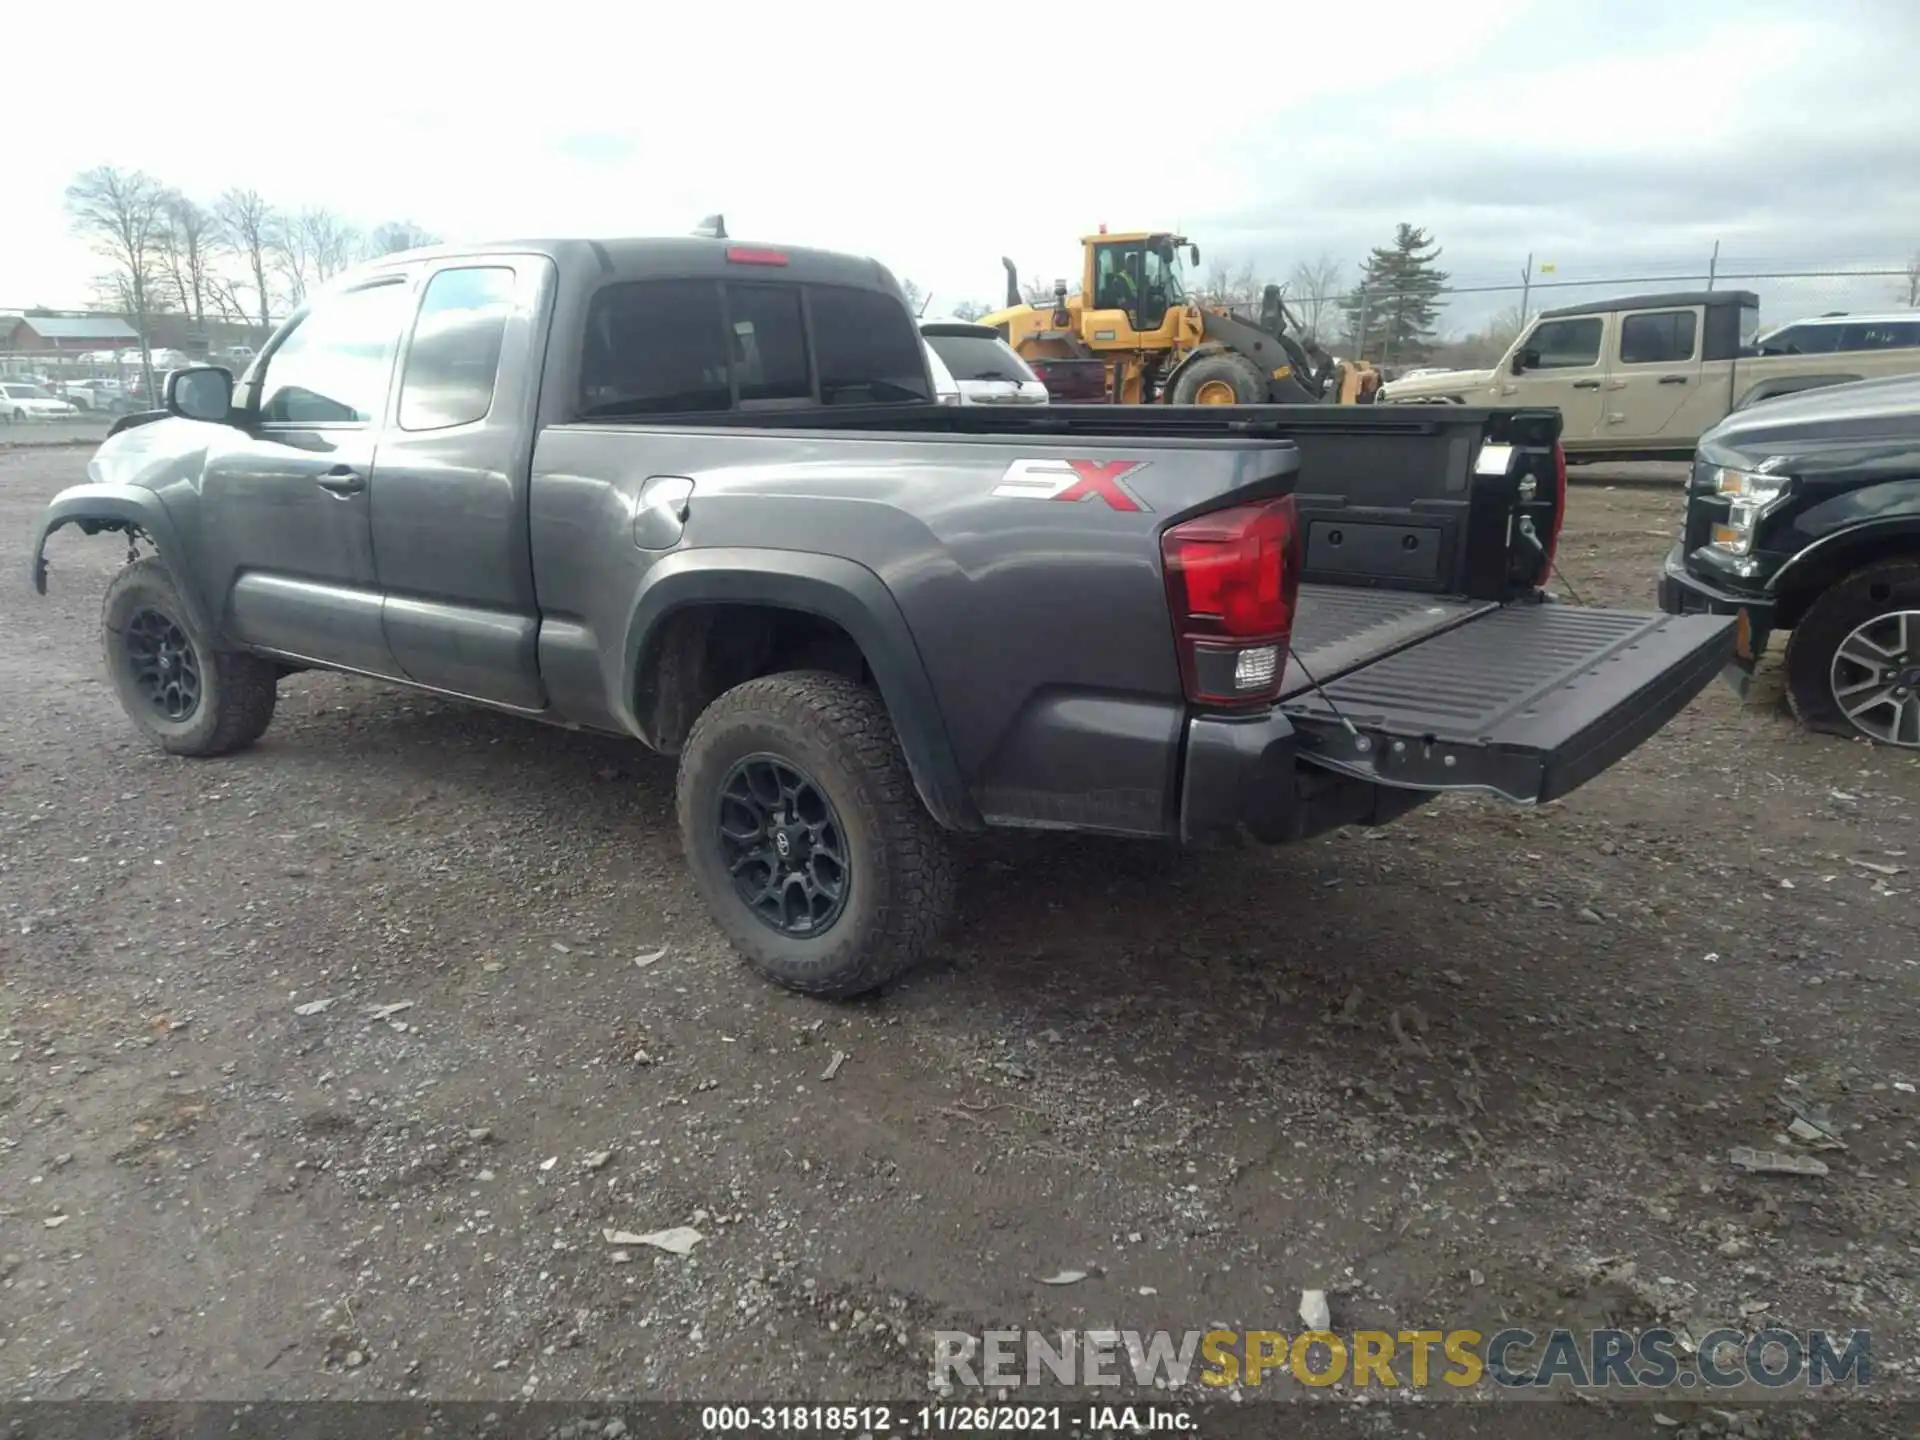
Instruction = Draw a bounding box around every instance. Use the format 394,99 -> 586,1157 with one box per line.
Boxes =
1657,543 -> 1775,695
1178,710 -> 1426,846
1178,711 -> 1300,846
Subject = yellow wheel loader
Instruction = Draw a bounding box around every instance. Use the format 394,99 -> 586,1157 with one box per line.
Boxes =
979,229 -> 1380,406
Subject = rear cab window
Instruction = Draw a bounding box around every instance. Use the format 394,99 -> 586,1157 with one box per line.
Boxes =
398,266 -> 516,431
1616,309 -> 1698,366
579,277 -> 930,418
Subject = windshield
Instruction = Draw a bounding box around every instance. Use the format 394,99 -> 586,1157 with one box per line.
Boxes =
922,332 -> 1036,384
1147,242 -> 1187,305
4,384 -> 51,399
1740,304 -> 1761,351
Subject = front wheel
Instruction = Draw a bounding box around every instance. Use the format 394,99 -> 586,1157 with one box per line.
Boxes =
1785,559 -> 1920,748
1169,352 -> 1267,406
676,671 -> 957,998
103,557 -> 280,756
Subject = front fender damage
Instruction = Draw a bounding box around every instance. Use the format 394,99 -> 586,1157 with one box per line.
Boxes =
30,505 -> 149,594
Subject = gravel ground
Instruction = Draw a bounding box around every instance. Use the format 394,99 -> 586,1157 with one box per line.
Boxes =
2,447 -> 1917,1434
0,418 -> 117,449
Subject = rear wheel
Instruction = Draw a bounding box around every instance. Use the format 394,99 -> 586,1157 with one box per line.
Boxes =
676,671 -> 957,997
1785,559 -> 1920,748
103,557 -> 279,756
1170,352 -> 1266,406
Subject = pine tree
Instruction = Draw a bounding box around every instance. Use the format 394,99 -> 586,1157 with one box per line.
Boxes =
1341,224 -> 1450,365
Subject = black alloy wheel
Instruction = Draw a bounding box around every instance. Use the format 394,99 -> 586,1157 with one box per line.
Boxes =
716,753 -> 852,936
124,607 -> 203,722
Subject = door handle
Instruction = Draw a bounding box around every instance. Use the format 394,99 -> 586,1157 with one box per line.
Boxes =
316,466 -> 366,496
1572,379 -> 1602,390
1659,375 -> 1690,385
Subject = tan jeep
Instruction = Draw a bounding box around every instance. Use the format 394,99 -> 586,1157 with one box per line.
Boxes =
1378,291 -> 1920,462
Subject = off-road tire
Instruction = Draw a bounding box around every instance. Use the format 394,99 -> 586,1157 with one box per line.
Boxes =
676,670 -> 957,998
1169,352 -> 1267,406
103,557 -> 279,756
1785,558 -> 1920,743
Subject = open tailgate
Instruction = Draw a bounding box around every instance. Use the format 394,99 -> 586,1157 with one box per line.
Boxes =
1280,586 -> 1736,804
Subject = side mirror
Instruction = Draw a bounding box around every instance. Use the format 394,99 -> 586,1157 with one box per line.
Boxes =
1511,349 -> 1535,375
1189,245 -> 1201,266
166,365 -> 233,422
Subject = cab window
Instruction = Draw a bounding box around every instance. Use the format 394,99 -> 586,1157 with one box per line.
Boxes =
1522,317 -> 1603,370
1093,244 -> 1140,310
578,279 -> 928,417
259,280 -> 412,425
1618,310 -> 1697,365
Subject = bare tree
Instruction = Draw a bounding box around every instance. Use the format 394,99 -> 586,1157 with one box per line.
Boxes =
297,207 -> 363,288
949,299 -> 990,321
366,220 -> 440,257
65,166 -> 170,395
1905,251 -> 1919,307
268,207 -> 359,307
897,279 -> 930,316
215,187 -> 278,333
1196,259 -> 1262,310
1286,254 -> 1344,343
269,210 -> 313,308
1428,303 -> 1528,370
206,276 -> 253,328
158,192 -> 218,334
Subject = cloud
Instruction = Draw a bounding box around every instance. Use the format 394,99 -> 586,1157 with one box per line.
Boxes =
2,0 -> 1914,334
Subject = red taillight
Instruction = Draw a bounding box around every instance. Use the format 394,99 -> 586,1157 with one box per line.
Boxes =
1160,496 -> 1302,708
1543,442 -> 1568,574
725,246 -> 788,266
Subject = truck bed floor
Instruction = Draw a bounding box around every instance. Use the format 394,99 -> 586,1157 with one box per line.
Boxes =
1282,586 -> 1493,699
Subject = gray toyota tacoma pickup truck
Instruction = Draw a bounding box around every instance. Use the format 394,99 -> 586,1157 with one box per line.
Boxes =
28,236 -> 1736,997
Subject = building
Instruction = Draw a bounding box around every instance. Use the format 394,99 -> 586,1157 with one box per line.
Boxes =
1,314 -> 142,352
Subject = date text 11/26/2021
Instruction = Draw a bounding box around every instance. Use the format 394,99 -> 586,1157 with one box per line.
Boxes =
699,1404 -> 1194,1432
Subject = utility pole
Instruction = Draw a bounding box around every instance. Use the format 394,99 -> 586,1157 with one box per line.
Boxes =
1519,253 -> 1533,322
1707,239 -> 1720,292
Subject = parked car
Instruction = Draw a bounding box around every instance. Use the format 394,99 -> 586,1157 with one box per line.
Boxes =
1752,312 -> 1920,357
1659,371 -> 1920,748
1379,290 -> 1920,462
918,318 -> 1049,406
1,383 -> 80,422
31,235 -> 1733,999
55,381 -> 119,412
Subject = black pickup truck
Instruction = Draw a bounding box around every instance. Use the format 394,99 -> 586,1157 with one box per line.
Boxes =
30,236 -> 1734,997
1660,371 -> 1920,747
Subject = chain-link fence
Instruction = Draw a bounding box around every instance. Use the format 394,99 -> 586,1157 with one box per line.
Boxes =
9,256 -> 1919,387
0,322 -> 278,416
0,345 -> 163,422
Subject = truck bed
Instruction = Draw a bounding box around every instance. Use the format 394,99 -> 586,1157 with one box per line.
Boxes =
1283,586 -> 1493,697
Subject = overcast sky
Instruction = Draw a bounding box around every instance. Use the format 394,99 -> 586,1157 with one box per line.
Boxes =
4,0 -> 1917,333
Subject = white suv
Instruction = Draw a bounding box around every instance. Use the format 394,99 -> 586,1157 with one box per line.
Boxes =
1752,312 -> 1920,356
919,319 -> 1049,407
